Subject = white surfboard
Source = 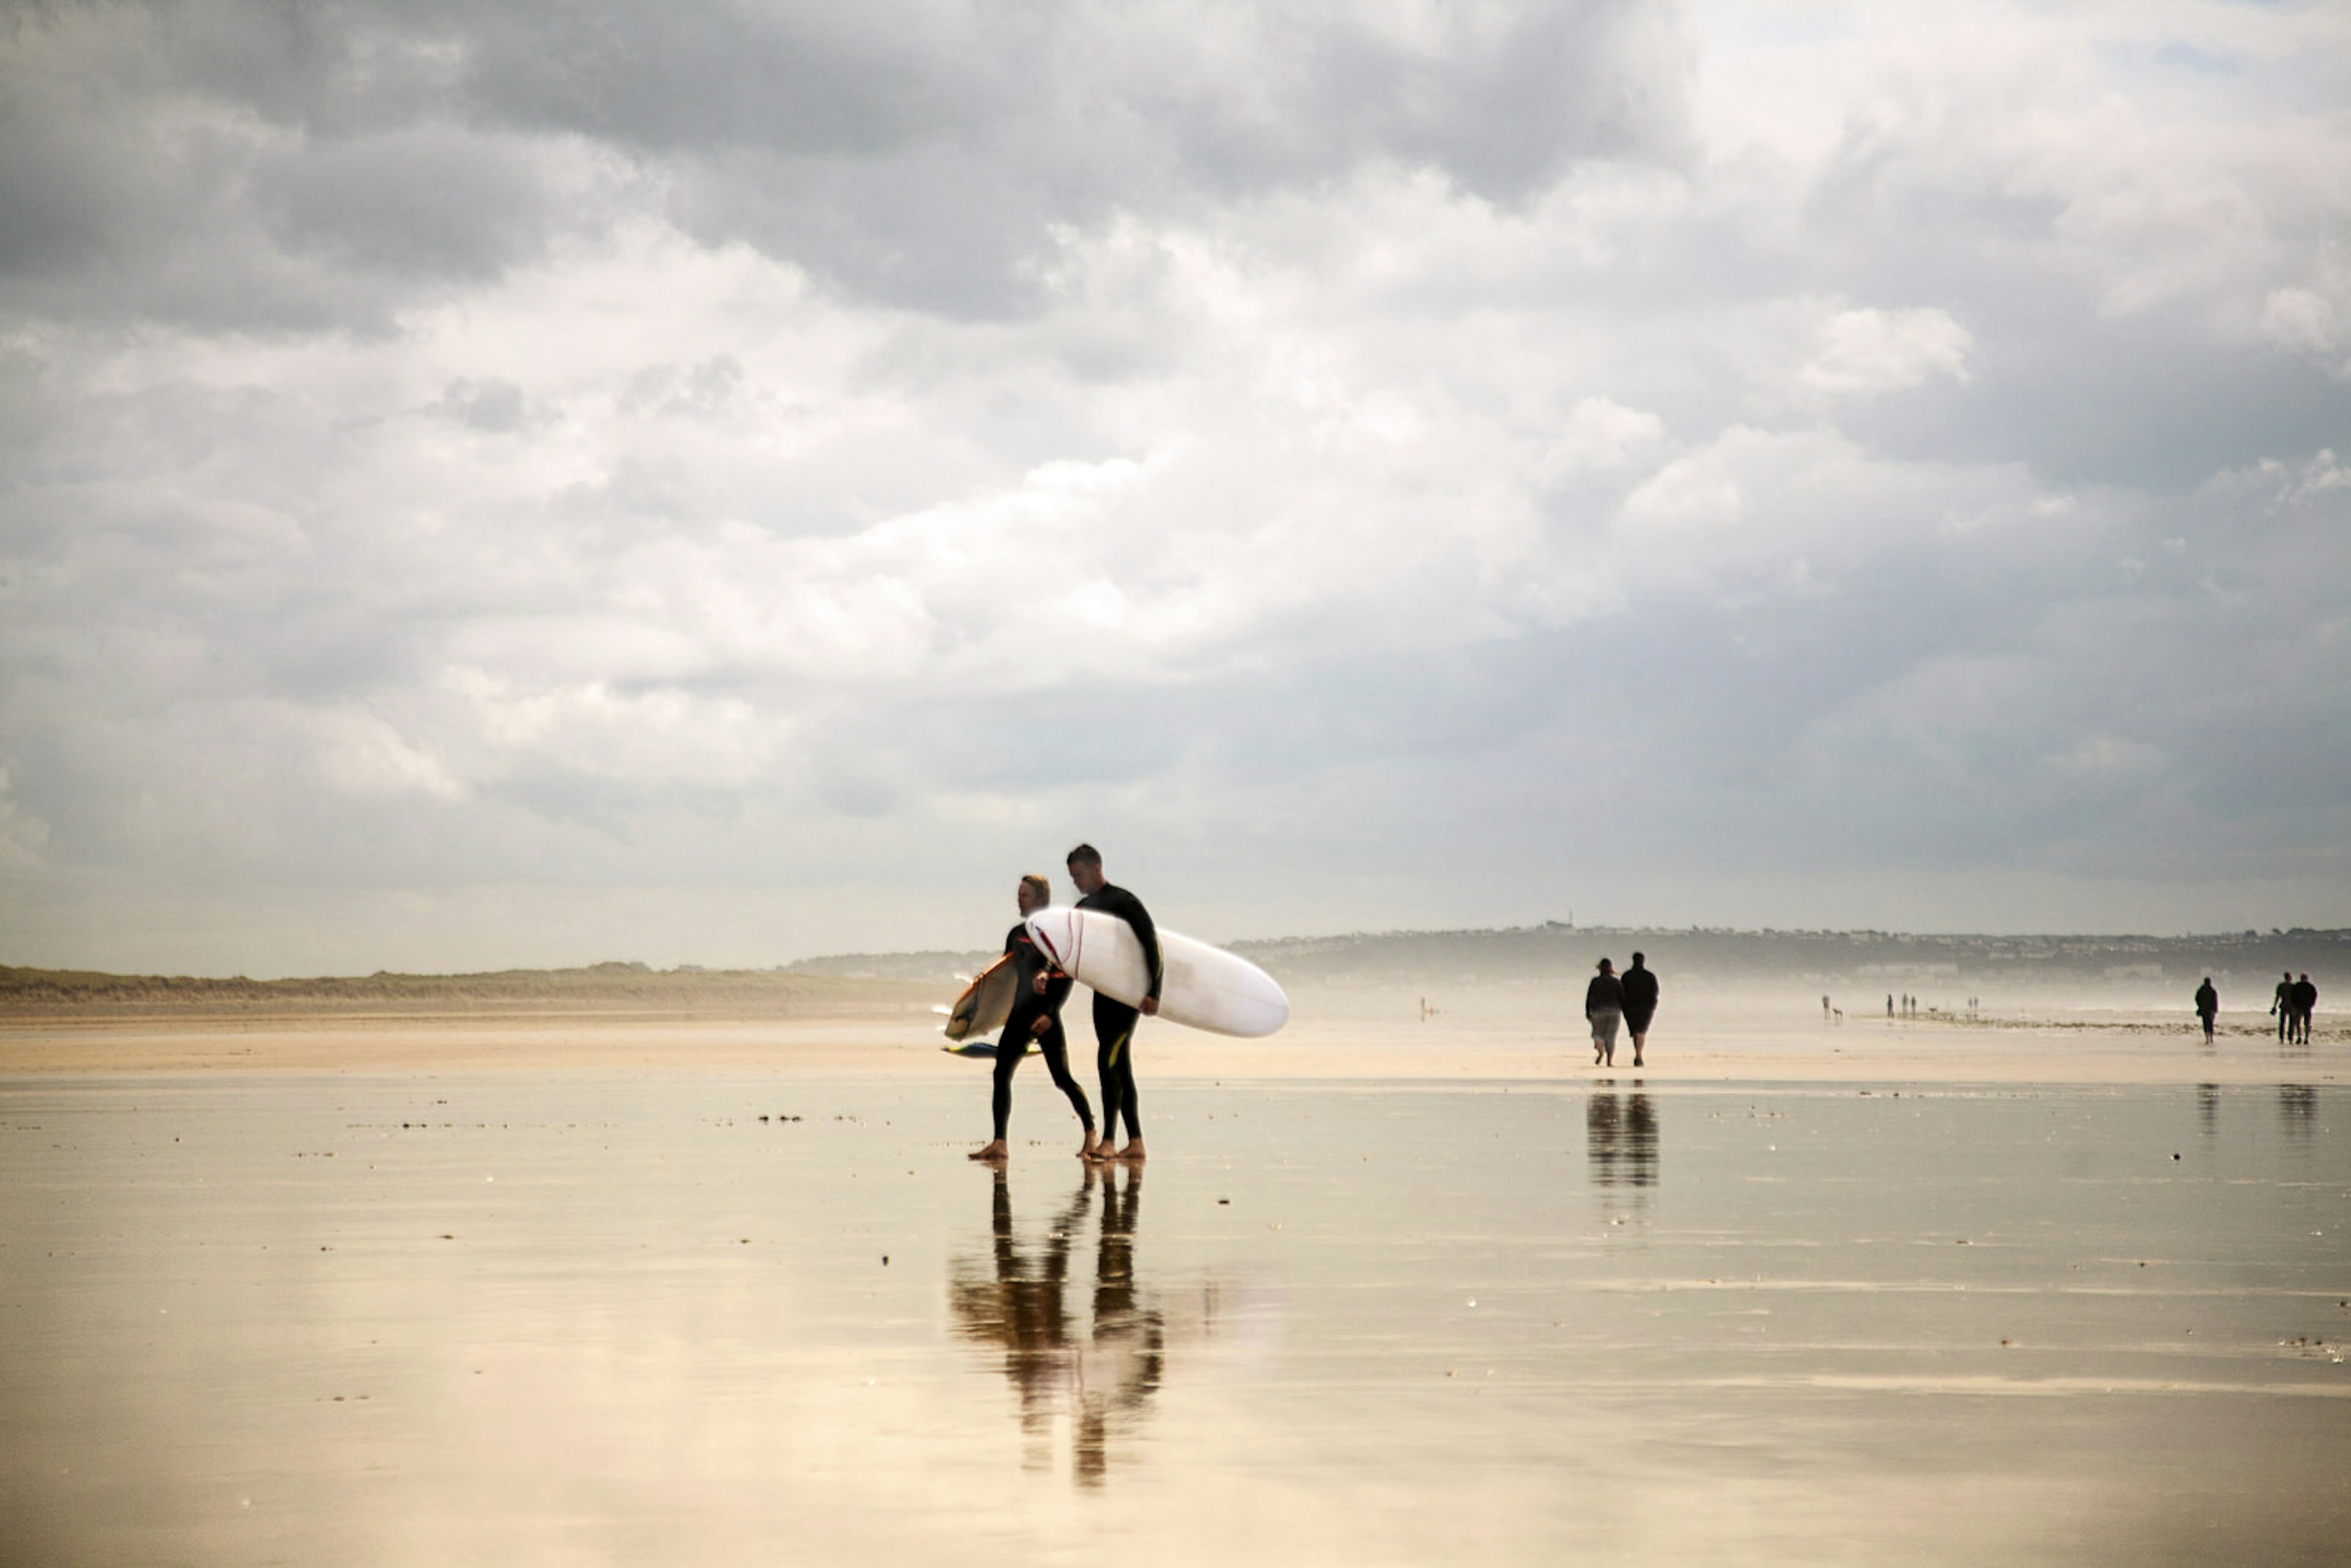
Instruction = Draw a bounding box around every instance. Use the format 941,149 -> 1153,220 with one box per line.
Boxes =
1023,907 -> 1289,1038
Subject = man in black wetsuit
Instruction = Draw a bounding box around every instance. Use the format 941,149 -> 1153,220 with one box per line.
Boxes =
1067,844 -> 1160,1163
969,874 -> 1095,1162
2291,973 -> 2318,1045
1620,951 -> 1660,1068
2273,971 -> 2295,1042
2194,977 -> 2219,1045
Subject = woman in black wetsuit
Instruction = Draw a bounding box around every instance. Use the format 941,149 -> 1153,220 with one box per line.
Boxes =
970,875 -> 1097,1162
1586,958 -> 1624,1068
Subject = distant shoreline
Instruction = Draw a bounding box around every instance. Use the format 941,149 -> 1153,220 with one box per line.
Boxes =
12,922 -> 2342,1010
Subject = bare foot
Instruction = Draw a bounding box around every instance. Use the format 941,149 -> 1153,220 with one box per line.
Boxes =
1076,1131 -> 1101,1160
968,1139 -> 1007,1161
1112,1139 -> 1147,1163
1082,1137 -> 1116,1161
1632,1055 -> 1644,1067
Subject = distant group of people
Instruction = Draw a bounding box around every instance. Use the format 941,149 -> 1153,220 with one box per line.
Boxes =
2189,972 -> 2322,1045
1584,953 -> 1659,1068
2273,971 -> 2320,1045
969,844 -> 1160,1165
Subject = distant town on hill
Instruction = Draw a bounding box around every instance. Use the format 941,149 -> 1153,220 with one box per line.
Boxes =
4,926 -> 2341,1019
785,925 -> 2351,991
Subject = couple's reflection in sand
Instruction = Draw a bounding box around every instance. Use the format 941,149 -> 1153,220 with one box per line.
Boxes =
950,1165 -> 1207,1488
1587,1087 -> 1659,1221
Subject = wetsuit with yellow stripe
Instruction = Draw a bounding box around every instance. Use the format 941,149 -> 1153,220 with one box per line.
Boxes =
1076,882 -> 1161,1143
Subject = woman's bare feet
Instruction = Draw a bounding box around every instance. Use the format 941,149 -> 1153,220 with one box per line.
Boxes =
1082,1136 -> 1115,1161
1076,1131 -> 1101,1160
968,1139 -> 1007,1161
1109,1139 -> 1146,1163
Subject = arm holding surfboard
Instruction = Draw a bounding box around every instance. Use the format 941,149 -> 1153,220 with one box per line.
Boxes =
1075,881 -> 1162,1015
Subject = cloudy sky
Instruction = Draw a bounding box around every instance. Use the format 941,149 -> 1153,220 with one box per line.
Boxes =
2,1 -> 2347,975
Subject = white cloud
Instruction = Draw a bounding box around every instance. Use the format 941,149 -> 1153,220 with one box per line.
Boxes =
1536,397 -> 1668,479
314,713 -> 463,801
0,763 -> 51,869
2,0 -> 2349,971
1797,307 -> 1971,396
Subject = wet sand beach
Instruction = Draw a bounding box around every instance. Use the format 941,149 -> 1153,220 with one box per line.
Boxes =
0,997 -> 2338,1085
3,1009 -> 2345,1564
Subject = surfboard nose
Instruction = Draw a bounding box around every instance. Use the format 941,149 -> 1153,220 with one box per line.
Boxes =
1024,907 -> 1076,969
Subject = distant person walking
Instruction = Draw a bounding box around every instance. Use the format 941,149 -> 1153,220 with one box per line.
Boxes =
1587,958 -> 1624,1067
2194,977 -> 2218,1045
1067,844 -> 1160,1163
1620,952 -> 1660,1068
970,874 -> 1095,1163
2291,973 -> 2318,1045
2273,972 -> 2295,1042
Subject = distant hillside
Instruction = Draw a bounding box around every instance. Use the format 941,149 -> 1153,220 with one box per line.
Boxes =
9,925 -> 2343,1022
785,949 -> 995,983
790,924 -> 2349,994
0,962 -> 931,1021
1228,925 -> 2351,989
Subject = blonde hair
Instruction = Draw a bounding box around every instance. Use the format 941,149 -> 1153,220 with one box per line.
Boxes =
1019,874 -> 1051,902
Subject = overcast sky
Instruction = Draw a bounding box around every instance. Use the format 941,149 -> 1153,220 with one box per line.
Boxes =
2,1 -> 2348,975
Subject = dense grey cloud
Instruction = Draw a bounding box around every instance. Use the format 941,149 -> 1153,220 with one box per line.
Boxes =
1,0 -> 2348,973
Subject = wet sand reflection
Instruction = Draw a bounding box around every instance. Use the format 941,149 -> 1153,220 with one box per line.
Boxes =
1586,1086 -> 1659,1198
2279,1083 -> 2319,1140
948,1166 -> 1177,1488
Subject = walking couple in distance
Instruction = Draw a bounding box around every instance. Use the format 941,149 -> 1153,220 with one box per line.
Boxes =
969,844 -> 1161,1166
1586,953 -> 1659,1068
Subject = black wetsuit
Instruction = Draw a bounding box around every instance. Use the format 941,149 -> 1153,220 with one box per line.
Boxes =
1619,962 -> 1659,1034
2276,977 -> 2295,1041
2194,981 -> 2218,1039
1585,972 -> 1624,1018
992,921 -> 1092,1142
1077,883 -> 1161,1142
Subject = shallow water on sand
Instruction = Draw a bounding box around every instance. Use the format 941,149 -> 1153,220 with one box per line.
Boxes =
3,1073 -> 2346,1565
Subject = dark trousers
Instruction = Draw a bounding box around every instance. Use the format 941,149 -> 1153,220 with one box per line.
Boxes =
1093,992 -> 1142,1141
992,1004 -> 1092,1140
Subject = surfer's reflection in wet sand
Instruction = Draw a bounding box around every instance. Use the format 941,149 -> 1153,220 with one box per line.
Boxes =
948,1166 -> 1174,1488
2278,1084 -> 2319,1142
1587,1089 -> 1659,1223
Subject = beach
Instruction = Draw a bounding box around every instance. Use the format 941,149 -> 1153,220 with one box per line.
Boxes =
4,999 -> 2346,1564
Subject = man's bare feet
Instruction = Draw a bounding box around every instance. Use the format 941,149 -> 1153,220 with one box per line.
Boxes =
1109,1139 -> 1146,1162
1592,1045 -> 1603,1064
968,1139 -> 1007,1161
1082,1136 -> 1115,1161
1076,1131 -> 1101,1160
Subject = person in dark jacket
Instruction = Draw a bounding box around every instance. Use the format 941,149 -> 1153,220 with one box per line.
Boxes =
970,874 -> 1094,1162
2291,973 -> 2318,1045
2273,972 -> 2295,1042
1586,958 -> 1624,1067
2193,977 -> 2219,1045
1620,952 -> 1660,1068
1068,844 -> 1160,1163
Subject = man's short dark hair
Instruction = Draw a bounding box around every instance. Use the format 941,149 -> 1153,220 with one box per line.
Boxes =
1066,843 -> 1101,869
1631,951 -> 1645,964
